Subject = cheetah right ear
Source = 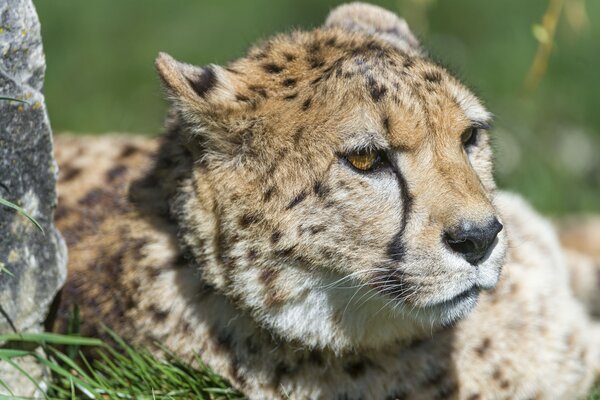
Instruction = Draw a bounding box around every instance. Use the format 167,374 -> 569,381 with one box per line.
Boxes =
324,2 -> 424,57
155,52 -> 242,123
156,53 -> 254,155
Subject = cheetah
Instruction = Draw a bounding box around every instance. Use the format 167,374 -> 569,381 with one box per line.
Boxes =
53,3 -> 600,399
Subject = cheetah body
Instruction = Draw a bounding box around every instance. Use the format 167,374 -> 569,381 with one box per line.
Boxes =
54,4 -> 600,399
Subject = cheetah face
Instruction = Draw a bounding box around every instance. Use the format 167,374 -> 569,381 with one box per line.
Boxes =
157,3 -> 508,352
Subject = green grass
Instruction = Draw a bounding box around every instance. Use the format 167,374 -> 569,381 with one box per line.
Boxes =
0,330 -> 245,399
590,388 -> 600,400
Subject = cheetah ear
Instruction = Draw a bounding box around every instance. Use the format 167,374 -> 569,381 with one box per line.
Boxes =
155,53 -> 250,155
324,2 -> 424,57
155,52 -> 240,121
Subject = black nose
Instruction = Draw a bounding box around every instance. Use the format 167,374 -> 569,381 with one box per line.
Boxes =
444,218 -> 503,265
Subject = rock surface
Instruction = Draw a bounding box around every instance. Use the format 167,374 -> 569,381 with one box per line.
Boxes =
0,0 -> 67,396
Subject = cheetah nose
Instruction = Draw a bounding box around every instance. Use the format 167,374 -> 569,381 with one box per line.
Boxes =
444,218 -> 503,265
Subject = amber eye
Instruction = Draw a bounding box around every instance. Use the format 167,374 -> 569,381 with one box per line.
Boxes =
345,150 -> 381,172
461,128 -> 479,149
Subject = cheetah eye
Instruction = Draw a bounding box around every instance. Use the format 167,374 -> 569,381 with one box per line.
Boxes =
344,149 -> 385,172
461,128 -> 479,149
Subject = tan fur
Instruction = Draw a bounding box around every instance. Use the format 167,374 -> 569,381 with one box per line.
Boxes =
53,3 -> 600,399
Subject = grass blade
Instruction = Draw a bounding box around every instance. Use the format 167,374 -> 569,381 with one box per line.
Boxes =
0,96 -> 29,104
0,197 -> 44,233
0,332 -> 103,346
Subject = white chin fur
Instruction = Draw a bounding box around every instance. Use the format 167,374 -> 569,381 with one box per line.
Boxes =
254,230 -> 507,352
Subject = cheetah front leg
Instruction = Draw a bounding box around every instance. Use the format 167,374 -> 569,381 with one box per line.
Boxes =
558,217 -> 600,318
557,218 -> 600,386
564,249 -> 600,318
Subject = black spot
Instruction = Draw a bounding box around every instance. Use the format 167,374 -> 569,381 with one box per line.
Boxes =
247,249 -> 258,261
263,63 -> 284,74
275,246 -> 296,258
251,50 -> 268,60
284,93 -> 298,101
344,361 -> 367,378
263,186 -> 275,201
271,230 -> 282,244
313,181 -> 330,198
283,52 -> 296,62
321,62 -> 337,77
78,188 -> 108,207
293,127 -> 304,144
282,78 -> 297,87
337,180 -> 350,190
311,75 -> 323,85
61,166 -> 82,182
119,144 -> 138,158
149,305 -> 169,322
324,201 -> 336,208
249,85 -> 268,98
364,40 -> 386,53
106,164 -> 128,182
403,58 -> 414,69
368,77 -> 388,102
325,37 -> 337,47
301,98 -> 312,111
492,368 -> 502,380
235,94 -> 250,102
187,66 -> 217,98
475,337 -> 492,357
286,191 -> 307,209
424,70 -> 442,83
239,212 -> 261,228
309,225 -> 326,235
260,267 -> 279,285
307,41 -> 321,54
309,58 -> 326,69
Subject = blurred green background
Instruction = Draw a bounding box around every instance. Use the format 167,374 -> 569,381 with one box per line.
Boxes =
35,0 -> 599,214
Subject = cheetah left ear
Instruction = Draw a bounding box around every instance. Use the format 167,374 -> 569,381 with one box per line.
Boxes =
324,2 -> 424,57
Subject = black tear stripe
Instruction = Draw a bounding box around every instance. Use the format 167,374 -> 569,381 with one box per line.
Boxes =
386,159 -> 414,262
187,66 -> 217,97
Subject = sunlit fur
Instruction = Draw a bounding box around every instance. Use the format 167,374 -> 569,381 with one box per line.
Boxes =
54,3 -> 600,399
154,10 -> 507,352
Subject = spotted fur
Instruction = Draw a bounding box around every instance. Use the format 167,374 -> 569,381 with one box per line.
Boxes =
53,3 -> 600,399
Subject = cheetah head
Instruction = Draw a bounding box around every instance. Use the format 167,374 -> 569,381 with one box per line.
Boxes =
156,2 -> 508,352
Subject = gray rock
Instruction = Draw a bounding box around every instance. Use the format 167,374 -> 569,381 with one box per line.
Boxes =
0,0 -> 67,396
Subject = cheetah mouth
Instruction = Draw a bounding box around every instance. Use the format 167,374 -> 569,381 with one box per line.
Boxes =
427,286 -> 480,309
418,286 -> 481,323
